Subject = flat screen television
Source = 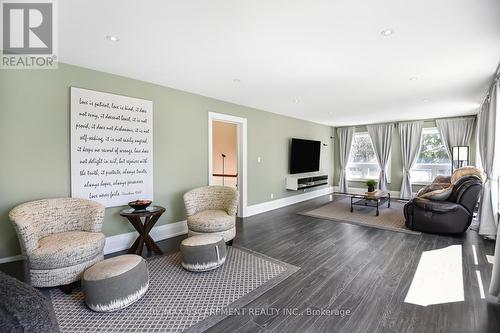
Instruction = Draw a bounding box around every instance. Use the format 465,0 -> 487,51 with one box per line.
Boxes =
289,138 -> 321,174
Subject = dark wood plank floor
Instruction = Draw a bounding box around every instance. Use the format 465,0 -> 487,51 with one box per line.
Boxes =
1,194 -> 499,333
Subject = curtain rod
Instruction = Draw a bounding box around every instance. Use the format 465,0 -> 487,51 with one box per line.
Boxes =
334,114 -> 476,129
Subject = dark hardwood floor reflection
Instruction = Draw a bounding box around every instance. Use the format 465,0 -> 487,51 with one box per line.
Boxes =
1,194 -> 499,333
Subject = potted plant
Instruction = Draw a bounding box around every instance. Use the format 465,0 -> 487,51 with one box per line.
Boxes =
366,179 -> 377,193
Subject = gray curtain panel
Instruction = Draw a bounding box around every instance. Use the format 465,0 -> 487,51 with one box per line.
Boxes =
478,82 -> 499,239
479,81 -> 500,299
435,117 -> 475,158
398,121 -> 423,199
367,123 -> 394,191
337,127 -> 355,193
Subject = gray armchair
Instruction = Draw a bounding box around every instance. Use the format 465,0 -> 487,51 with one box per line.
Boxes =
9,198 -> 106,287
183,186 -> 239,244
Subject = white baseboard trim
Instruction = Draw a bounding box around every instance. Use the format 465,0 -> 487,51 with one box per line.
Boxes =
104,220 -> 188,254
0,254 -> 24,264
0,221 -> 188,264
246,186 -> 334,217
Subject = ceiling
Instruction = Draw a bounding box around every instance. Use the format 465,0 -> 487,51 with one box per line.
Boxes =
59,0 -> 500,126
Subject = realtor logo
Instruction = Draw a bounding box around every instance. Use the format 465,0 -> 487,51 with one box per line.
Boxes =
1,0 -> 57,69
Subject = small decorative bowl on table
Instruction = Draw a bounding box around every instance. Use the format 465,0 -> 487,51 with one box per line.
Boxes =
128,200 -> 152,211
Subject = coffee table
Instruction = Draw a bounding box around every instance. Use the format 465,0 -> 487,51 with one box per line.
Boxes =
339,190 -> 391,216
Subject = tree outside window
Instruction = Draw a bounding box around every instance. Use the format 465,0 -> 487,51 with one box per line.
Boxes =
411,128 -> 451,183
347,132 -> 389,181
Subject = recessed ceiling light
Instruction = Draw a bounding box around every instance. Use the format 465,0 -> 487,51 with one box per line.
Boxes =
106,35 -> 119,42
422,98 -> 429,103
233,78 -> 241,83
293,98 -> 299,104
409,76 -> 418,81
380,29 -> 394,36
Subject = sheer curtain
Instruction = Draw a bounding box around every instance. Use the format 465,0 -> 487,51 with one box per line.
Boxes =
479,80 -> 500,299
398,121 -> 423,199
435,117 -> 475,158
367,123 -> 394,191
478,99 -> 499,238
337,127 -> 355,193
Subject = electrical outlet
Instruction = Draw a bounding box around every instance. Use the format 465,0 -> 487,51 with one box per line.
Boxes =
270,193 -> 274,199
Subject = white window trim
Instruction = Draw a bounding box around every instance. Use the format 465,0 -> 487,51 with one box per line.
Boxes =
346,132 -> 391,183
410,127 -> 451,185
412,181 -> 433,186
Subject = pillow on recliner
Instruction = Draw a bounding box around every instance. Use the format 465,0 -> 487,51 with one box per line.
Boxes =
451,166 -> 483,184
416,183 -> 453,201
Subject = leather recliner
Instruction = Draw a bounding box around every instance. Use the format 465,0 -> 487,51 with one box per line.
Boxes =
404,175 -> 482,234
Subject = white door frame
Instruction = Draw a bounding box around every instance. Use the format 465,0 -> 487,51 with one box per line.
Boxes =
208,112 -> 248,217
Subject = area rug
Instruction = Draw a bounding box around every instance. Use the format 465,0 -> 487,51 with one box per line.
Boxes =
49,246 -> 299,333
299,197 -> 420,235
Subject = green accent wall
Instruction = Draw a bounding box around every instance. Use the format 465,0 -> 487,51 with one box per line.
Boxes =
0,63 -> 333,259
332,119 -> 477,192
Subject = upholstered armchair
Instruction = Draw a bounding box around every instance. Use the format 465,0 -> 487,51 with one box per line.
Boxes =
9,198 -> 106,287
183,186 -> 239,244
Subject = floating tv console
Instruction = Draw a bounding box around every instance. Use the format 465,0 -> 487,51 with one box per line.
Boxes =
286,173 -> 328,191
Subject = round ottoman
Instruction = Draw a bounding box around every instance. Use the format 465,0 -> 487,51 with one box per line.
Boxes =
82,254 -> 149,312
180,235 -> 227,272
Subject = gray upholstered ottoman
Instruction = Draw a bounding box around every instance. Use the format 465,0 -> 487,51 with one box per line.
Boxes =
180,235 -> 227,272
82,254 -> 149,312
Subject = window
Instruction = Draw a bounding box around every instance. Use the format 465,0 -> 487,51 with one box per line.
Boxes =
346,132 -> 390,181
410,127 -> 451,183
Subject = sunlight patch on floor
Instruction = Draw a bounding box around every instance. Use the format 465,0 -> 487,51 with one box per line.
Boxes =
472,245 -> 479,265
404,245 -> 464,306
476,270 -> 486,299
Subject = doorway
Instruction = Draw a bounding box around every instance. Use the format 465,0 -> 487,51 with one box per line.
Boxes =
208,112 -> 247,217
212,121 -> 238,188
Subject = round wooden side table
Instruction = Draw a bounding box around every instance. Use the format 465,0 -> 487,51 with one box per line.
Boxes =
119,205 -> 166,256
